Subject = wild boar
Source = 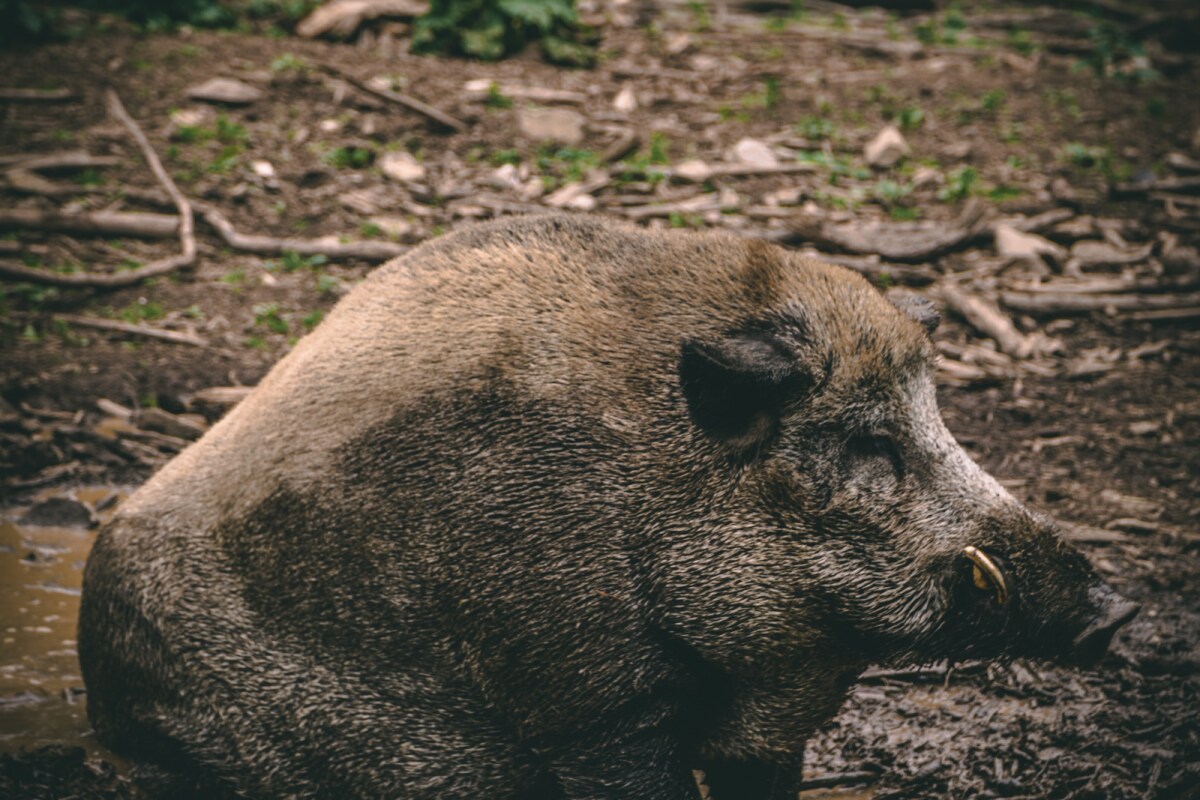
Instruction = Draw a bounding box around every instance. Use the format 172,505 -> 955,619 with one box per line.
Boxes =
78,215 -> 1139,799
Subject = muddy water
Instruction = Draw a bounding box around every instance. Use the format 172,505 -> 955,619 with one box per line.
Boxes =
0,487 -> 127,758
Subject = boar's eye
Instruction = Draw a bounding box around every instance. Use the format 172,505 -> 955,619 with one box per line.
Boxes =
847,433 -> 904,483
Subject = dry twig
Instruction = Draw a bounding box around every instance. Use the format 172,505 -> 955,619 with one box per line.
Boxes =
51,314 -> 208,347
938,283 -> 1057,359
0,87 -> 74,102
316,62 -> 467,133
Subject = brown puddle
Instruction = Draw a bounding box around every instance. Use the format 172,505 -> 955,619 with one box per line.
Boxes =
0,487 -> 128,760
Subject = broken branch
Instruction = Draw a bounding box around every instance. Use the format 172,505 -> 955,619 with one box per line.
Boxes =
196,204 -> 407,261
1000,290 -> 1200,315
316,62 -> 467,133
52,314 -> 208,347
938,283 -> 1058,359
98,87 -> 196,285
0,208 -> 179,238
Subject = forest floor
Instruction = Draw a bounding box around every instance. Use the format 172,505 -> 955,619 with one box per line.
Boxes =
1,2 -> 1198,798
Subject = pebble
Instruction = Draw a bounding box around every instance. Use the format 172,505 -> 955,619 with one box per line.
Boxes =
864,125 -> 909,168
185,77 -> 263,105
732,138 -> 778,168
379,151 -> 427,183
613,86 -> 638,113
517,107 -> 585,146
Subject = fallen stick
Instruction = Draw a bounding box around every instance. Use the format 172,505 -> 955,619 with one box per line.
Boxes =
938,283 -> 1054,359
1113,175 -> 1200,197
52,314 -> 208,347
196,204 -> 407,261
671,160 -> 820,183
0,87 -> 74,102
0,208 -> 179,238
97,88 -> 196,286
1000,290 -> 1200,314
0,150 -> 120,172
624,194 -> 724,220
789,199 -> 990,262
1126,306 -> 1200,322
801,249 -> 936,287
316,62 -> 467,133
0,206 -> 407,283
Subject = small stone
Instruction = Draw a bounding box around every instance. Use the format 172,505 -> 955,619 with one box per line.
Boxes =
20,497 -> 96,528
169,106 -> 212,128
944,141 -> 973,161
1127,420 -> 1161,436
489,163 -> 522,190
613,86 -> 638,113
673,159 -> 713,183
664,32 -> 692,56
994,224 -> 1067,265
318,118 -> 342,133
368,215 -> 414,240
379,151 -> 427,183
186,77 -> 263,105
732,138 -> 778,168
864,125 -> 909,169
912,166 -> 940,189
544,182 -> 597,210
762,186 -> 804,206
251,160 -> 276,179
517,107 -> 586,146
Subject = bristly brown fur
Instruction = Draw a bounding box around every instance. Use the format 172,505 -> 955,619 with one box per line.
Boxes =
78,215 -> 1126,800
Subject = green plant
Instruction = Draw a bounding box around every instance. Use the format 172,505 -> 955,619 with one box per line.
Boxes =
413,0 -> 594,66
270,52 -> 308,72
1006,28 -> 1036,56
252,302 -> 288,334
980,89 -> 1006,114
796,115 -> 835,141
301,310 -> 325,331
762,76 -> 780,112
271,251 -> 329,273
686,0 -> 711,32
325,145 -> 374,169
537,145 -> 600,185
490,148 -> 522,166
938,166 -> 977,203
316,273 -> 342,295
1081,20 -> 1157,83
896,106 -> 924,131
914,4 -> 966,46
484,82 -> 512,109
115,300 -> 165,323
873,179 -> 913,206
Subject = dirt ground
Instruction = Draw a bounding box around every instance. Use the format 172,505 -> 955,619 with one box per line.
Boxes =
1,1 -> 1199,798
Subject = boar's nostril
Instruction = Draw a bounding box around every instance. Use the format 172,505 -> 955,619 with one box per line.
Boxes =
1071,594 -> 1141,667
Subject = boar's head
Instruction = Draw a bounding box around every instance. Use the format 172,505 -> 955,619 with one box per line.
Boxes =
668,270 -> 1138,707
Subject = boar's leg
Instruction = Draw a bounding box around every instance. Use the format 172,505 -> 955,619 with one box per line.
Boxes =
700,758 -> 803,800
548,735 -> 702,800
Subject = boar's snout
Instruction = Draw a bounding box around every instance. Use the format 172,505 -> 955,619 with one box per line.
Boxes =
1070,586 -> 1140,667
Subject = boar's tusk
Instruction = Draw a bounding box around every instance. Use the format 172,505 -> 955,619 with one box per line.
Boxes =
964,545 -> 1008,606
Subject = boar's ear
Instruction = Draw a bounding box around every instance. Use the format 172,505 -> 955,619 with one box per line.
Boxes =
887,290 -> 940,337
679,334 -> 800,454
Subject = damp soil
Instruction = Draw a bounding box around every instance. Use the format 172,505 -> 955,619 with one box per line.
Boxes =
1,3 -> 1199,798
